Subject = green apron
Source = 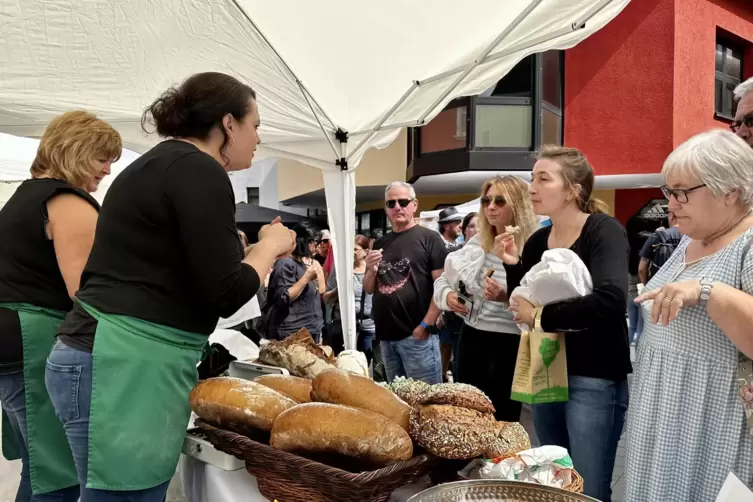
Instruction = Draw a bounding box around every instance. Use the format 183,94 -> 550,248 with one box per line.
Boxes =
0,303 -> 78,494
80,301 -> 206,491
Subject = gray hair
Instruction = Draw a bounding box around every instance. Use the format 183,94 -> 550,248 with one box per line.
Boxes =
662,129 -> 753,208
385,181 -> 416,200
734,77 -> 753,102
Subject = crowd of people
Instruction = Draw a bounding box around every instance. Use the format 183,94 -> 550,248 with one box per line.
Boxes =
2,69 -> 753,502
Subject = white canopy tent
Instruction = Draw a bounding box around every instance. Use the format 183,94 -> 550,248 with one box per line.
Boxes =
0,0 -> 630,349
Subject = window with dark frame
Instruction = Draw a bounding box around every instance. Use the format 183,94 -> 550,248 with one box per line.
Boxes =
246,187 -> 260,205
715,37 -> 744,118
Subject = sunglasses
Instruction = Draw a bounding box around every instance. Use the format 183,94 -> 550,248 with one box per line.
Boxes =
480,195 -> 507,207
386,198 -> 413,209
318,239 -> 330,244
729,114 -> 753,133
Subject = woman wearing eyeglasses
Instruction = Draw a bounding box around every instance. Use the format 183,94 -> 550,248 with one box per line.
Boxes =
621,130 -> 753,502
497,146 -> 630,502
433,176 -> 538,421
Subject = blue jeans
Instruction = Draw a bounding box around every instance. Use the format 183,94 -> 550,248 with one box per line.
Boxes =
380,334 -> 442,385
0,370 -> 80,502
45,341 -> 170,502
627,297 -> 643,345
532,376 -> 628,502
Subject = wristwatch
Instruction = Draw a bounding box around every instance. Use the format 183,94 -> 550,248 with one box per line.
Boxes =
699,277 -> 715,307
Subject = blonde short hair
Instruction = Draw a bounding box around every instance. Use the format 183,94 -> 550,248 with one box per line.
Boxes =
477,175 -> 539,253
31,111 -> 122,188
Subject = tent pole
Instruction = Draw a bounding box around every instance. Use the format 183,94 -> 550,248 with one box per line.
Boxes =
416,0 -> 544,124
298,82 -> 341,159
418,0 -> 616,86
345,0 -> 544,162
229,0 -> 338,131
344,81 -> 420,163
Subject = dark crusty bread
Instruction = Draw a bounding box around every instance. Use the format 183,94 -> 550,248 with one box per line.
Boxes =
311,368 -> 411,431
417,383 -> 495,414
254,374 -> 312,403
410,404 -> 499,460
190,377 -> 296,432
270,402 -> 413,466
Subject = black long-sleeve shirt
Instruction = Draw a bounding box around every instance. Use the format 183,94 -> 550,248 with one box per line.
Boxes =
505,213 -> 632,381
58,140 -> 259,351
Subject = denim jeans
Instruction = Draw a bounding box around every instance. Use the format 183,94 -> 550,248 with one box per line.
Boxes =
45,341 -> 170,502
532,376 -> 629,502
380,334 -> 442,384
0,370 -> 80,502
626,299 -> 643,345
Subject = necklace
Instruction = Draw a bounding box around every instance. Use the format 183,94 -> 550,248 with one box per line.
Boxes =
702,212 -> 750,247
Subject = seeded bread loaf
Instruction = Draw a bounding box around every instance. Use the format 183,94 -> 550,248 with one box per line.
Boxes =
484,421 -> 531,459
311,368 -> 411,431
270,402 -> 413,466
190,377 -> 296,432
417,383 -> 495,414
410,404 -> 499,460
253,374 -> 312,403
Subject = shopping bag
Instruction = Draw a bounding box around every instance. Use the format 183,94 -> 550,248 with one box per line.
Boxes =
510,311 -> 568,404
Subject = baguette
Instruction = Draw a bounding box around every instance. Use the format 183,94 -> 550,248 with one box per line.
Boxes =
311,368 -> 411,431
190,377 -> 296,432
254,374 -> 313,403
270,402 -> 413,465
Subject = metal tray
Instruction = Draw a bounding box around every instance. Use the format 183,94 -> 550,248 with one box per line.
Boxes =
228,360 -> 289,381
182,428 -> 245,471
407,480 -> 601,502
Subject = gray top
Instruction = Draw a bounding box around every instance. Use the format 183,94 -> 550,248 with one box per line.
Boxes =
624,229 -> 753,501
327,268 -> 375,332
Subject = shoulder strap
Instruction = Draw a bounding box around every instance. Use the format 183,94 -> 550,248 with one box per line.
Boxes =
358,282 -> 367,321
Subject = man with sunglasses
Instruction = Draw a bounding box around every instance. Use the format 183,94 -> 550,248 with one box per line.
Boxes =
732,77 -> 753,147
363,181 -> 447,384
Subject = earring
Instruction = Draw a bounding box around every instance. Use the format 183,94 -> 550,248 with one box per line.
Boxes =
228,136 -> 234,147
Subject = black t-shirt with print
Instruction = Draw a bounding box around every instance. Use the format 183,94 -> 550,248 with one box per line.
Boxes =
371,225 -> 447,341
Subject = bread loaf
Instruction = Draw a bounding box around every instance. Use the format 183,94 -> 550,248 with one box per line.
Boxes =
410,404 -> 499,460
257,329 -> 335,379
484,422 -> 531,459
190,377 -> 296,432
311,369 -> 411,431
270,403 -> 413,465
417,383 -> 495,414
389,377 -> 430,406
254,374 -> 312,403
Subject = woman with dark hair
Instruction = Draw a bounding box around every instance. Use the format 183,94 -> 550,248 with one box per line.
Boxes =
267,220 -> 326,341
499,146 -> 630,501
44,72 -> 295,501
461,211 -> 478,242
0,111 -> 121,502
324,234 -> 376,361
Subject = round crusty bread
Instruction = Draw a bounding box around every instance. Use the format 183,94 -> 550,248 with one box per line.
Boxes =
254,374 -> 312,403
410,404 -> 499,460
311,368 -> 411,431
190,377 -> 297,432
270,402 -> 413,466
417,383 -> 495,414
484,421 -> 531,459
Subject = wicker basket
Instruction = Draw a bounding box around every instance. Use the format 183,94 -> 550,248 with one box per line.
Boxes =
196,420 -> 434,502
461,454 -> 584,494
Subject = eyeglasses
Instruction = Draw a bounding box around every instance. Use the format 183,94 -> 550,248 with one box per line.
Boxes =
480,195 -> 507,207
660,184 -> 706,203
386,198 -> 413,209
318,239 -> 330,244
729,114 -> 753,133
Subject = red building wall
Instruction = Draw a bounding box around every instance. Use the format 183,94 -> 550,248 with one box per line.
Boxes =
564,0 -> 676,176
674,0 -> 753,144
